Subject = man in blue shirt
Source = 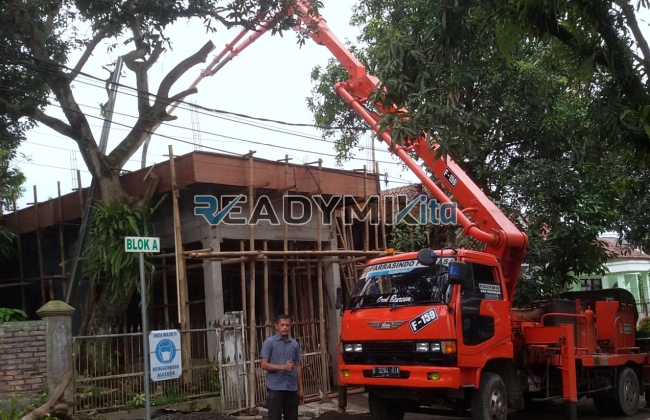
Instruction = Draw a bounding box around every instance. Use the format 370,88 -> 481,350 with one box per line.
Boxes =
261,314 -> 304,420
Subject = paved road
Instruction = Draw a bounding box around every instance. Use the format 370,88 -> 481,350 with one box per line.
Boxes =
342,392 -> 650,420
406,401 -> 650,420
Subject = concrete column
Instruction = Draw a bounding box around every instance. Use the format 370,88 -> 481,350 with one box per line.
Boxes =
323,235 -> 343,385
201,225 -> 224,362
36,301 -> 74,402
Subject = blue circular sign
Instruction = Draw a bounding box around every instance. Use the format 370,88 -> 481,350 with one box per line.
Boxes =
155,339 -> 176,364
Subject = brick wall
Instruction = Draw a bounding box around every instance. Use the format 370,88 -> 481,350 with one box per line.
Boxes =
0,321 -> 47,397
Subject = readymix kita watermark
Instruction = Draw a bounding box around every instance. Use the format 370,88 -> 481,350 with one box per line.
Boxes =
194,194 -> 457,226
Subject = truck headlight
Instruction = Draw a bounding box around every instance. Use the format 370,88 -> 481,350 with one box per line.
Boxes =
342,343 -> 363,352
429,342 -> 441,352
415,342 -> 430,352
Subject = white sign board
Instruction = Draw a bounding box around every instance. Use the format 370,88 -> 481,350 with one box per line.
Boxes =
125,236 -> 161,253
149,330 -> 182,381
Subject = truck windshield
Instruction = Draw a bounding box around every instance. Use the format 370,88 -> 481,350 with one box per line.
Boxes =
349,259 -> 453,309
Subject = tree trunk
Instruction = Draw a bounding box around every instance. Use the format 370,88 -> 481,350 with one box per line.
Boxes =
79,285 -> 137,376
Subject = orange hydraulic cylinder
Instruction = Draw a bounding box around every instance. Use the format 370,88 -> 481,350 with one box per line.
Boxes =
560,323 -> 578,403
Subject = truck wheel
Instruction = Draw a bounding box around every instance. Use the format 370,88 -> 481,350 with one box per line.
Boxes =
471,373 -> 508,420
368,392 -> 405,420
612,367 -> 639,416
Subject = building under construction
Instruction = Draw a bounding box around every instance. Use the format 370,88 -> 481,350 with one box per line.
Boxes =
0,150 -> 387,408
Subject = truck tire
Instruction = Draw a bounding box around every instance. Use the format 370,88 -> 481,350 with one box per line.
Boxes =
368,391 -> 406,420
471,372 -> 508,420
612,367 -> 639,416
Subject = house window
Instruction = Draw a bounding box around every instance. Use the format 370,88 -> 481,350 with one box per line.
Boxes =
580,278 -> 602,291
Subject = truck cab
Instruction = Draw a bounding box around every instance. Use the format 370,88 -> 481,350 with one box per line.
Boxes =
339,249 -> 514,418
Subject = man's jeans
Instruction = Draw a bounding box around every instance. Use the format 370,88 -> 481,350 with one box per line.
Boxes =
267,388 -> 299,420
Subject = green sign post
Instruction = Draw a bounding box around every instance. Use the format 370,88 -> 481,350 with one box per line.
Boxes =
125,236 -> 161,420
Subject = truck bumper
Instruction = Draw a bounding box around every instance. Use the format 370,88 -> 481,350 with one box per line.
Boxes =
338,365 -> 467,389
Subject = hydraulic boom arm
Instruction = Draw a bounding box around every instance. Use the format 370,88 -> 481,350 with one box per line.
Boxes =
200,2 -> 528,299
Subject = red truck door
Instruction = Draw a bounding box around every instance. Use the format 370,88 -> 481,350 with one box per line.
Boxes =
456,262 -> 513,370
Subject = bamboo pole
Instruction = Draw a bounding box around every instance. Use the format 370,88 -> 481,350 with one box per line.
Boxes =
376,164 -> 387,251
363,166 -> 369,251
247,151 -> 257,410
153,248 -> 212,258
306,262 -> 316,350
290,242 -> 298,319
317,160 -> 328,394
162,257 -> 169,327
57,182 -> 66,283
263,241 -> 269,327
12,194 -> 26,312
32,186 -> 47,304
168,145 -> 192,382
240,240 -> 247,320
187,250 -> 386,258
283,155 -> 289,314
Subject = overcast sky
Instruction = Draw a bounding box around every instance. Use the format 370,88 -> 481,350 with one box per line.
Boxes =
12,2 -> 420,210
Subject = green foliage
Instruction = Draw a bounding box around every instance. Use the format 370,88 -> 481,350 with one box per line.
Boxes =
0,307 -> 27,322
0,227 -> 15,260
83,198 -> 163,304
309,0 -> 650,287
125,391 -> 187,410
132,393 -> 145,408
389,223 -> 434,252
638,317 -> 650,334
151,394 -> 187,406
0,0 -> 317,205
0,396 -> 24,420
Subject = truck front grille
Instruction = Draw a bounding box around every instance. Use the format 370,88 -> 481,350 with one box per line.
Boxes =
341,341 -> 457,366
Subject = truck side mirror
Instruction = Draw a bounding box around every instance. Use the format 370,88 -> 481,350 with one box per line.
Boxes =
417,248 -> 436,266
447,261 -> 469,285
335,286 -> 344,310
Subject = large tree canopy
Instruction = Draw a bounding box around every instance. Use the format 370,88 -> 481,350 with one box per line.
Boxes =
309,0 -> 650,292
0,0 -> 318,206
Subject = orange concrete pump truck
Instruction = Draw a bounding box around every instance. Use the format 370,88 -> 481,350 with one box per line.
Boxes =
198,3 -> 650,420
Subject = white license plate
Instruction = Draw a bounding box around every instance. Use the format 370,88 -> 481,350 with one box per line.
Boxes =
371,366 -> 400,378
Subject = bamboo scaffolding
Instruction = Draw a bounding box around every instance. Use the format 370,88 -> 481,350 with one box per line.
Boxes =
187,250 -> 386,258
247,151 -> 258,410
31,186 -> 47,304
162,256 -> 170,327
363,166 -> 369,252
57,182 -> 67,295
317,160 -> 328,395
12,194 -> 26,312
263,241 -> 269,327
376,162 -> 387,250
153,248 -> 213,258
283,155 -> 290,314
169,145 -> 192,382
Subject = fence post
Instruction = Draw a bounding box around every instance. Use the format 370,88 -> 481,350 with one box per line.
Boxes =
36,301 -> 75,402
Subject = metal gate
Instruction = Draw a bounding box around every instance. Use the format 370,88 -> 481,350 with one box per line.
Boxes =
216,311 -> 248,413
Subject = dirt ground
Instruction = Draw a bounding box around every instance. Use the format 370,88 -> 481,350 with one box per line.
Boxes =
311,411 -> 369,420
145,408 -> 368,420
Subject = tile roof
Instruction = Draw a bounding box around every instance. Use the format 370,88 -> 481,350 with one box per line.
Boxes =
599,237 -> 650,261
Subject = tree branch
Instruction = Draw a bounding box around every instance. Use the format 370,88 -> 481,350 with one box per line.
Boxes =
43,0 -> 63,37
615,0 -> 650,77
69,27 -> 111,84
150,87 -> 198,119
0,98 -> 74,139
122,21 -> 152,116
143,43 -> 164,72
155,41 -> 214,102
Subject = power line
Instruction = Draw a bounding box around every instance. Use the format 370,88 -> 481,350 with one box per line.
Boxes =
4,87 -> 409,166
0,44 -> 371,132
